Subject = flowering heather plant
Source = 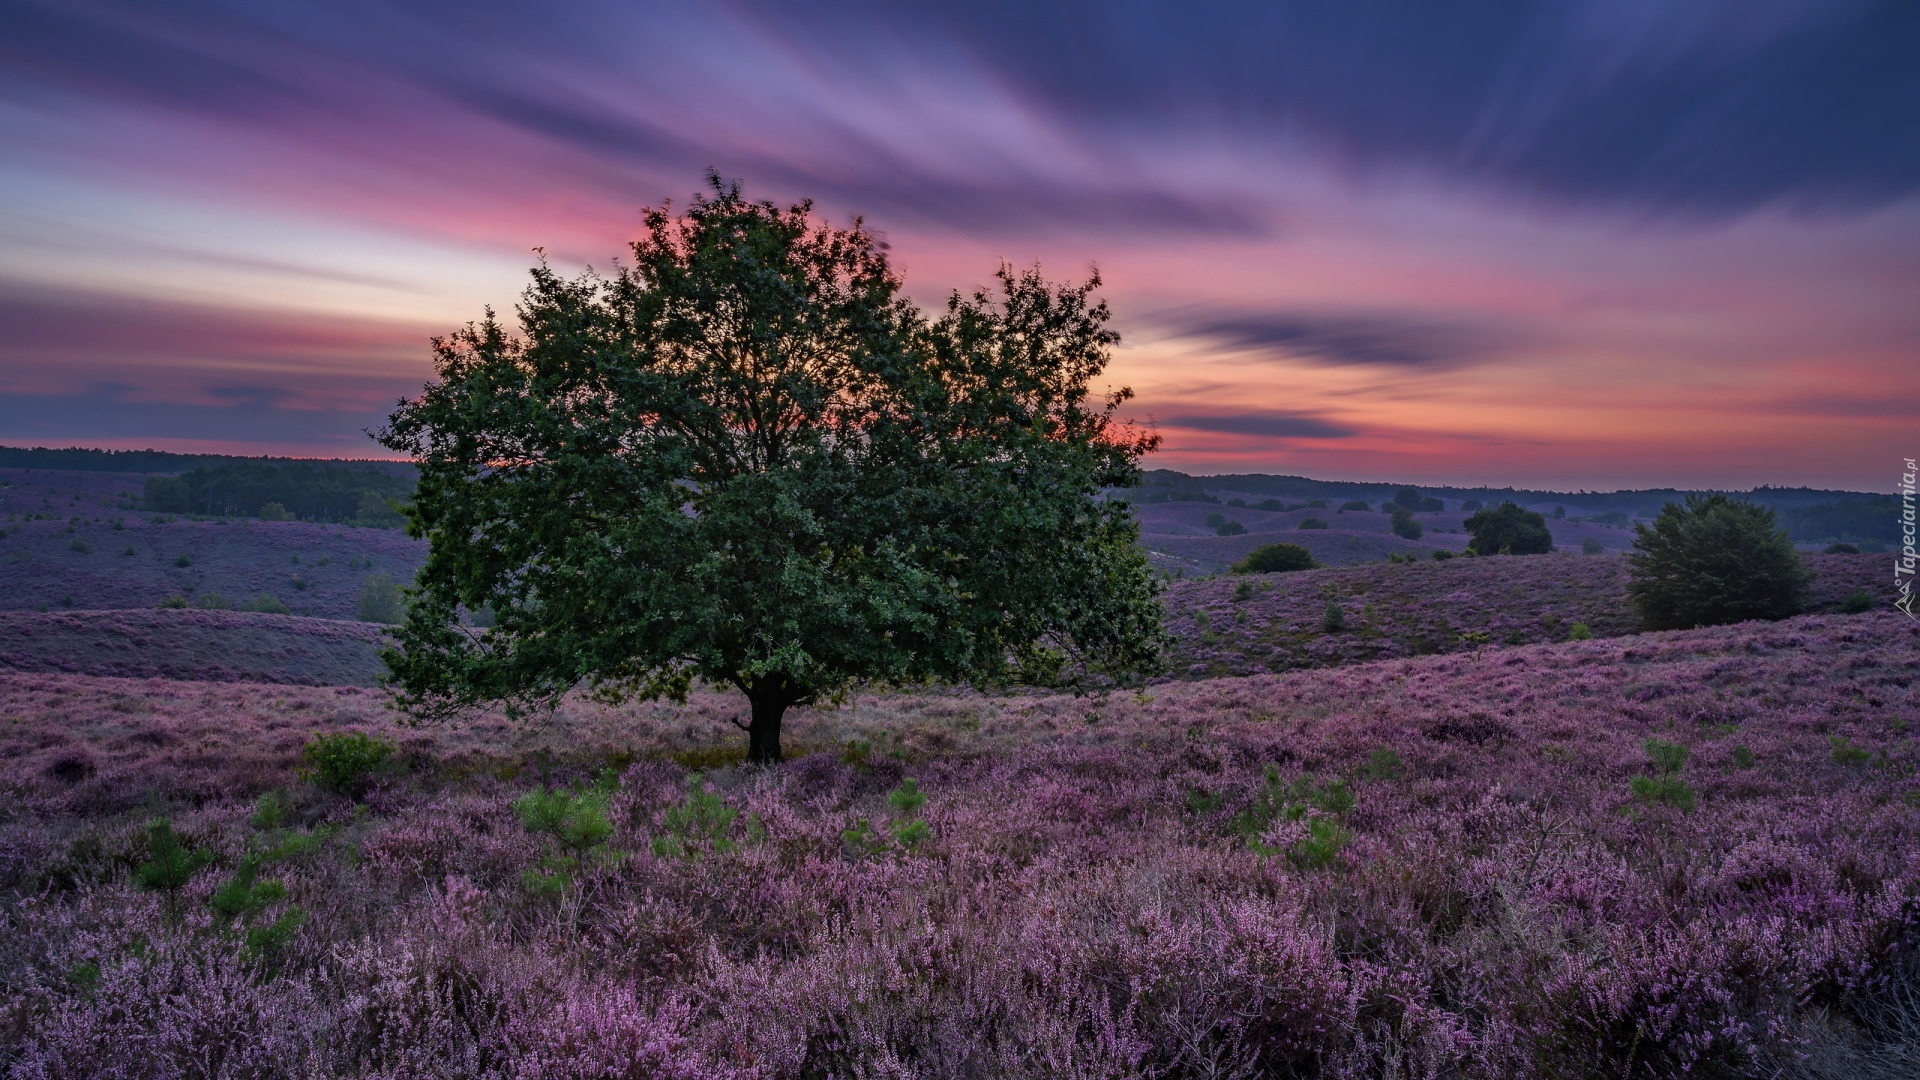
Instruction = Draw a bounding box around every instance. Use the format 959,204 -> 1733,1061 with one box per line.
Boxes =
0,610 -> 1916,1075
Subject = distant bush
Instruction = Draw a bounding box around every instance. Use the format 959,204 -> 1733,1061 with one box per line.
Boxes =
157,595 -> 189,609
1624,494 -> 1811,631
1581,537 -> 1604,555
194,592 -> 228,610
1389,506 -> 1422,540
241,593 -> 291,614
355,492 -> 407,528
1463,502 -> 1552,555
1298,517 -> 1329,530
1420,497 -> 1443,512
1553,506 -> 1565,519
120,545 -> 135,556
1225,498 -> 1247,508
1567,622 -> 1593,640
1340,500 -> 1370,512
357,573 -> 405,624
258,501 -> 293,521
1215,520 -> 1247,536
300,731 -> 396,795
1256,499 -> 1285,512
1204,512 -> 1226,527
1431,549 -> 1453,561
1233,543 -> 1314,574
1306,499 -> 1328,509
1824,543 -> 1859,555
69,538 -> 90,554
1460,499 -> 1483,512
1392,488 -> 1423,511
174,553 -> 191,567
1838,589 -> 1874,614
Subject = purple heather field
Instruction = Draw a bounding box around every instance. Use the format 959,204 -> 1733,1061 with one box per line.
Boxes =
1,607 -> 1917,1077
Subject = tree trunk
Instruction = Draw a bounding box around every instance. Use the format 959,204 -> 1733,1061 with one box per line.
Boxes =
745,691 -> 787,764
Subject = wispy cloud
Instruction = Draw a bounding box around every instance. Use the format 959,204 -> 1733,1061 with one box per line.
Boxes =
1153,309 -> 1524,370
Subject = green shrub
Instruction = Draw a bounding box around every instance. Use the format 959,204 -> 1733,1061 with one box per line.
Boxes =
132,818 -> 212,893
1581,537 -> 1604,555
516,784 -> 620,892
258,502 -> 293,522
299,731 -> 395,794
1567,622 -> 1593,640
121,545 -> 135,556
1460,499 -> 1483,512
1392,488 -> 1423,511
1824,543 -> 1859,555
1361,748 -> 1404,781
1232,543 -> 1314,574
1389,506 -> 1422,540
174,553 -> 191,567
1731,745 -> 1754,769
653,776 -> 759,859
240,593 -> 291,614
1340,500 -> 1370,512
1829,736 -> 1873,768
1225,498 -> 1246,508
1298,517 -> 1329,530
356,573 -> 405,623
1838,589 -> 1874,614
1431,549 -> 1454,561
1215,520 -> 1247,536
69,538 -> 90,554
1204,512 -> 1226,527
1307,499 -> 1328,509
157,595 -> 189,609
1321,598 -> 1347,633
1233,768 -> 1355,867
1257,499 -> 1285,511
1624,494 -> 1812,630
194,592 -> 228,610
1464,502 -> 1552,556
1631,738 -> 1695,811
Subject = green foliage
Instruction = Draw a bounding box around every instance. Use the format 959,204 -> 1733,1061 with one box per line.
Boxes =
1298,517 -> 1329,530
1340,500 -> 1370,512
846,778 -> 933,856
1392,488 -> 1423,511
1631,738 -> 1695,811
1361,748 -> 1404,781
1731,745 -> 1755,769
1389,506 -> 1422,540
131,818 -> 212,893
377,177 -> 1166,764
356,574 -> 405,624
69,538 -> 90,554
209,856 -> 288,923
516,784 -> 621,891
1781,498 -> 1899,545
1232,579 -> 1259,601
1460,499 -> 1483,512
1463,502 -> 1552,556
1567,622 -> 1593,640
1387,552 -> 1418,564
174,553 -> 191,567
194,592 -> 227,610
1215,520 -> 1247,536
1824,543 -> 1860,555
157,595 -> 188,609
1581,537 -> 1604,555
1431,549 -> 1454,561
1232,768 -> 1355,868
1838,589 -> 1874,614
1829,736 -> 1873,768
299,731 -> 395,794
652,776 -> 758,859
240,593 -> 291,614
1321,598 -> 1347,633
258,501 -> 292,521
1232,543 -> 1314,574
1257,499 -> 1285,511
1624,494 -> 1812,630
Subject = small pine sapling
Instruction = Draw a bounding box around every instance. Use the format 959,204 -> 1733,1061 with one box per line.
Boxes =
1630,738 -> 1696,811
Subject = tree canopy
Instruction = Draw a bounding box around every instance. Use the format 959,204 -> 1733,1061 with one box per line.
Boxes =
377,178 -> 1165,762
1463,502 -> 1553,555
1624,494 -> 1812,630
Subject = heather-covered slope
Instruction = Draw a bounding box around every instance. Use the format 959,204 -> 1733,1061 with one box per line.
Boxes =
1165,550 -> 1893,677
0,467 -> 424,618
2,609 -> 1915,1076
0,610 -> 387,685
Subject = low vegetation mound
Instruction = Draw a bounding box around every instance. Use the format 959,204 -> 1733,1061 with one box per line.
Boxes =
0,609 -> 388,685
1,610 -> 1914,1076
1165,551 -> 1891,678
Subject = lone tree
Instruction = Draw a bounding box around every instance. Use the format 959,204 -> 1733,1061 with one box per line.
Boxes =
1624,493 -> 1812,630
378,179 -> 1165,762
1463,502 -> 1553,556
1232,543 -> 1315,574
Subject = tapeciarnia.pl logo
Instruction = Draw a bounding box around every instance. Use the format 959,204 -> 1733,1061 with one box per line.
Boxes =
1898,458 -> 1916,620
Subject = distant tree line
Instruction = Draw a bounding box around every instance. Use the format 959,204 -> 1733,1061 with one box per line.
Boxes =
1778,498 -> 1900,545
142,462 -> 413,525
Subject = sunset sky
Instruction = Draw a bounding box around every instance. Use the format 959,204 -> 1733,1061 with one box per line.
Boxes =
1,1 -> 1915,490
